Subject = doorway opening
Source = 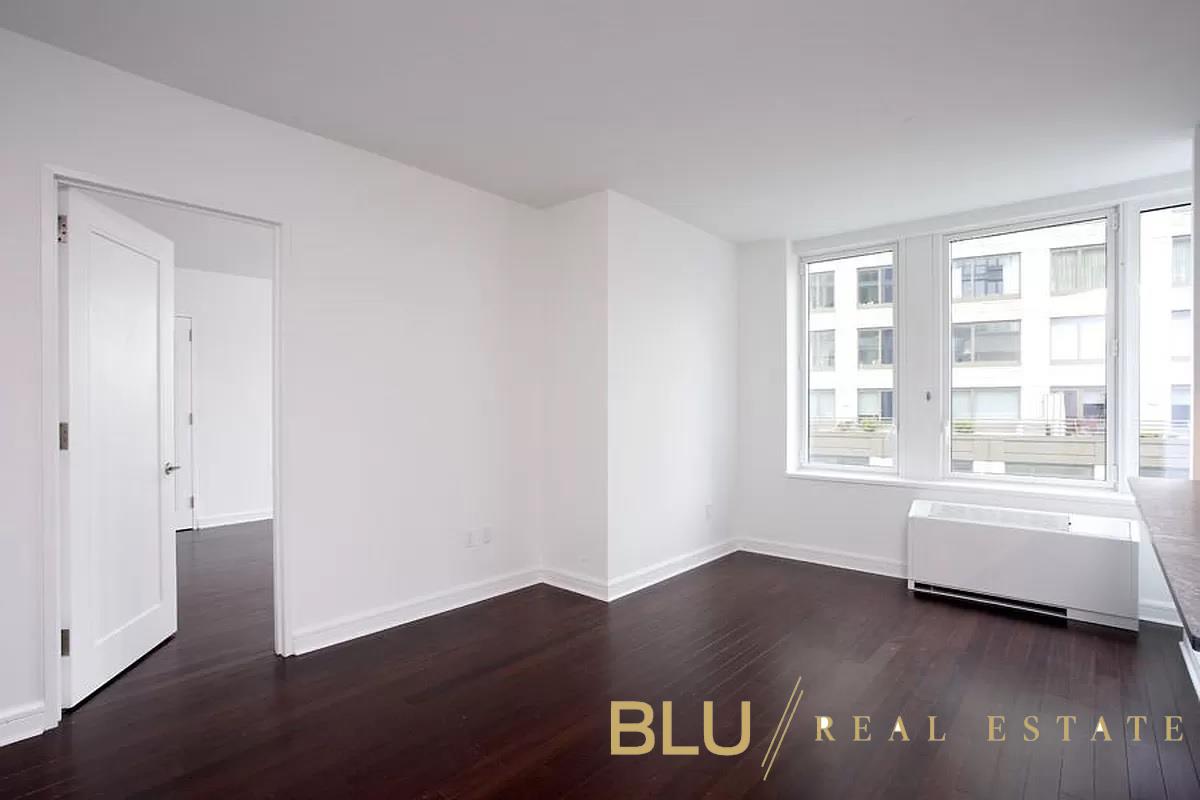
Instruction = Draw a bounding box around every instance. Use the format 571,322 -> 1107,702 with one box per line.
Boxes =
43,171 -> 285,722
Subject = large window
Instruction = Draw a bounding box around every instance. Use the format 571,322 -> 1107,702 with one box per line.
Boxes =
803,248 -> 897,470
952,253 -> 1020,299
1139,204 -> 1193,478
952,321 -> 1021,365
809,271 -> 835,310
949,216 -> 1110,482
857,327 -> 894,367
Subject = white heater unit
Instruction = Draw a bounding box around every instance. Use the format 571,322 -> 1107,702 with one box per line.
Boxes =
907,500 -> 1138,631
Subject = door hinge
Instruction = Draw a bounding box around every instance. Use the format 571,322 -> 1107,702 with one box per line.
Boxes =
60,629 -> 70,656
57,215 -> 68,244
189,496 -> 195,509
59,422 -> 69,450
1111,338 -> 1120,359
188,328 -> 192,342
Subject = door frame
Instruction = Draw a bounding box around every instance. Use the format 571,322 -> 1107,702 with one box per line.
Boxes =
39,165 -> 291,733
175,314 -> 198,532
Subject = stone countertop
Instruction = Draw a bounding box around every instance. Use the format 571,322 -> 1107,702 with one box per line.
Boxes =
1130,477 -> 1200,648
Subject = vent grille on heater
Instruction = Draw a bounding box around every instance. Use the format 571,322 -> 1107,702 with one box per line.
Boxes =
911,582 -> 1068,619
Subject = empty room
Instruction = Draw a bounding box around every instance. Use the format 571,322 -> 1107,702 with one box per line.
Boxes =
1,2 -> 1199,798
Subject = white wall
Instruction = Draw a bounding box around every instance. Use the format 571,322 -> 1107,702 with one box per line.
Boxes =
176,269 -> 273,527
0,29 -> 545,735
735,177 -> 1193,626
606,193 -> 737,582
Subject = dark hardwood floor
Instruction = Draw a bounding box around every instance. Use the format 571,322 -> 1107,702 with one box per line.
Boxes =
2,524 -> 1199,798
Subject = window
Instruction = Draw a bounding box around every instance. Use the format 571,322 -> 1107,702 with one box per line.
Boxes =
1050,243 -> 1106,294
810,330 -> 835,370
952,388 -> 1020,420
952,321 -> 1021,365
950,216 -> 1110,482
952,253 -> 1020,299
1049,316 -> 1105,363
802,248 -> 896,470
1139,205 -> 1193,478
809,389 -> 835,420
857,389 -> 894,420
1173,235 -> 1193,287
857,265 -> 894,306
809,271 -> 835,310
857,327 -> 894,367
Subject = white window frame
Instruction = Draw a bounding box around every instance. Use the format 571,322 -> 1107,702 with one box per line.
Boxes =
796,242 -> 901,474
938,206 -> 1120,490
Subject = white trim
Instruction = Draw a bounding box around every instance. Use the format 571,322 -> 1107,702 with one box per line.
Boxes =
737,536 -> 907,579
1181,638 -> 1200,701
196,509 -> 274,529
39,165 -> 288,735
0,701 -> 47,748
607,540 -> 739,601
1141,599 -> 1182,627
290,568 -> 543,654
539,568 -> 610,601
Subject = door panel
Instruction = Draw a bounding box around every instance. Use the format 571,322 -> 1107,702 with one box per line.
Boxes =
62,188 -> 177,708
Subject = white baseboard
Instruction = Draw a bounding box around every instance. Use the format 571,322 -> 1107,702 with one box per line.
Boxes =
291,568 -> 541,654
737,536 -> 907,579
0,701 -> 46,747
607,540 -> 739,601
539,567 -> 609,601
196,509 -> 273,529
1140,598 -> 1182,627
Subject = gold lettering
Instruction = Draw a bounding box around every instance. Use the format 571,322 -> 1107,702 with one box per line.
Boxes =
987,715 -> 1006,742
889,716 -> 910,742
815,715 -> 835,742
1056,715 -> 1077,742
1091,716 -> 1112,742
703,701 -> 750,756
1126,715 -> 1147,742
661,701 -> 698,755
1023,715 -> 1040,742
611,701 -> 655,755
1165,716 -> 1184,742
853,715 -> 871,742
928,715 -> 946,742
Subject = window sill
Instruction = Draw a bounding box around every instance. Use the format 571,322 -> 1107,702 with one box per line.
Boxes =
784,468 -> 1136,508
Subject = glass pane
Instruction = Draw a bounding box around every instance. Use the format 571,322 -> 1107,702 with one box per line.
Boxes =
950,217 -> 1108,481
805,249 -> 896,469
1139,204 -> 1193,477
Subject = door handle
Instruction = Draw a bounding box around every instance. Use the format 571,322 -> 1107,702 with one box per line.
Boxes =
164,462 -> 182,475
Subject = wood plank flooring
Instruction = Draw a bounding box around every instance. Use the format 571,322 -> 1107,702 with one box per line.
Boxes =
2,522 -> 1199,798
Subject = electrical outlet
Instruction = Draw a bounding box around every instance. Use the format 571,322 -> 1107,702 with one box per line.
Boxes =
464,530 -> 475,548
482,526 -> 493,545
705,504 -> 713,521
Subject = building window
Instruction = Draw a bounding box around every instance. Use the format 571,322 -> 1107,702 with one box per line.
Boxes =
809,389 -> 835,420
952,321 -> 1021,365
951,388 -> 1020,420
1049,316 -> 1106,363
1139,205 -> 1193,479
949,216 -> 1110,482
857,265 -> 894,306
857,327 -> 894,368
857,389 -> 894,420
810,330 -> 835,370
802,248 -> 897,470
1172,310 -> 1192,361
809,271 -> 835,310
1050,243 -> 1106,294
1173,235 -> 1193,287
952,253 -> 1020,299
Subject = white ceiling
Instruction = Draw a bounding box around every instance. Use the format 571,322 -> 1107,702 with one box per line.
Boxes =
90,191 -> 275,279
5,1 -> 1198,241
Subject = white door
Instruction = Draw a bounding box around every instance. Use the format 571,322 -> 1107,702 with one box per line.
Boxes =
61,189 -> 177,708
174,316 -> 196,531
